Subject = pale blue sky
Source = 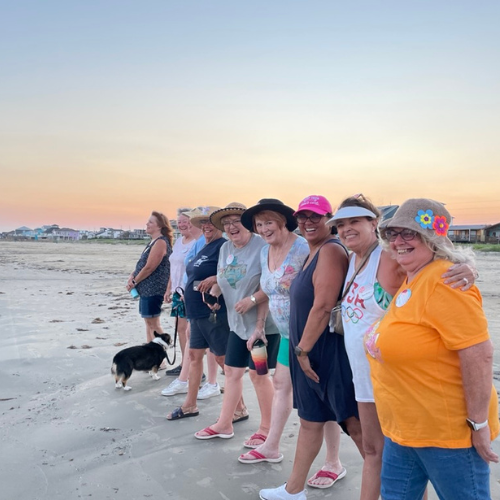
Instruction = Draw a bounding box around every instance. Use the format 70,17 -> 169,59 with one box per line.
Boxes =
1,1 -> 499,230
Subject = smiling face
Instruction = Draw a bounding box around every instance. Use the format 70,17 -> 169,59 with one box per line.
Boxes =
198,219 -> 222,243
254,212 -> 288,247
295,210 -> 330,245
388,226 -> 435,279
221,216 -> 251,248
335,216 -> 378,254
177,214 -> 191,236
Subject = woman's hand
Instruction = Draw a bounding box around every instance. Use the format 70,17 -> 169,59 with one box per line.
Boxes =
297,355 -> 319,383
442,263 -> 476,290
472,426 -> 499,463
126,276 -> 135,292
197,276 -> 217,293
164,291 -> 172,303
246,328 -> 267,351
235,297 -> 254,315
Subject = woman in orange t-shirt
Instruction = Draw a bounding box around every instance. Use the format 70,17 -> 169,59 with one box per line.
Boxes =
365,198 -> 499,500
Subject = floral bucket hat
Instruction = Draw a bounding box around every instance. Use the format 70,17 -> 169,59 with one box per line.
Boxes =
381,198 -> 451,238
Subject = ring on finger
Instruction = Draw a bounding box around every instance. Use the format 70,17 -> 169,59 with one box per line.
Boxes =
463,277 -> 469,285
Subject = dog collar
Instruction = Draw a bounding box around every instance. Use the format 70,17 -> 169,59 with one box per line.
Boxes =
152,337 -> 169,348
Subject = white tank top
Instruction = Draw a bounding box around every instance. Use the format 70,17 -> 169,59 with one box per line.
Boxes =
342,245 -> 388,402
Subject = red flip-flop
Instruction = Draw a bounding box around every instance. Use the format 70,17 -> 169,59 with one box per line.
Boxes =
307,467 -> 347,489
238,449 -> 284,464
243,432 -> 267,449
194,426 -> 234,440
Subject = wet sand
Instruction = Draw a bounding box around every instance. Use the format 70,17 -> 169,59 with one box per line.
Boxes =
1,241 -> 499,499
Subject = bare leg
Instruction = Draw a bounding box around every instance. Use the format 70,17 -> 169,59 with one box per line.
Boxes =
178,323 -> 191,382
244,368 -> 275,446
345,416 -> 365,458
172,348 -> 204,413
285,419 -> 325,494
241,362 -> 292,459
177,317 -> 188,363
308,421 -> 345,487
144,316 -> 163,343
196,365 -> 245,436
358,402 -> 384,500
207,350 -> 218,385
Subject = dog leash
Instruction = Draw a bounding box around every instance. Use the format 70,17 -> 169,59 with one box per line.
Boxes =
164,287 -> 184,366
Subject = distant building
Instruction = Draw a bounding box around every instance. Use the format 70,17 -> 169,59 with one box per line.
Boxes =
449,223 -> 500,243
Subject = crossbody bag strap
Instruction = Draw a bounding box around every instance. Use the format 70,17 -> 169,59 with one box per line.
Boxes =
340,241 -> 379,302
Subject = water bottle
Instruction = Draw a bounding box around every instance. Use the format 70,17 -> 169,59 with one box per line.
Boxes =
130,288 -> 139,299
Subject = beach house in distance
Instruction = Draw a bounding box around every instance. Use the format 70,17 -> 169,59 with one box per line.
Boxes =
2,212 -> 499,244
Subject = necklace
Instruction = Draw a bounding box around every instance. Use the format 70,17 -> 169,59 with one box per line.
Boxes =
269,233 -> 291,272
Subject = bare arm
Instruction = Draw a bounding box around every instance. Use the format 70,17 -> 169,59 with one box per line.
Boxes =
126,240 -> 167,291
442,262 -> 477,290
458,340 -> 499,463
297,243 -> 348,382
246,295 -> 270,351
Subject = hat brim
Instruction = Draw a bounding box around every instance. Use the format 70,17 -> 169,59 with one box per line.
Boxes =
210,208 -> 247,231
241,203 -> 298,232
327,207 -> 378,226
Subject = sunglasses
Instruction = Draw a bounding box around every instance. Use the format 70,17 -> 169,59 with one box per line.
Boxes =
384,229 -> 418,242
296,213 -> 324,224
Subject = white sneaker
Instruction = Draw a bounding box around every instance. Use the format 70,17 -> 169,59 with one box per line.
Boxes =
197,382 -> 221,400
161,378 -> 188,396
259,484 -> 307,500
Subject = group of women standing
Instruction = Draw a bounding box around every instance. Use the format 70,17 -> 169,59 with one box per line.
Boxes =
128,195 -> 499,500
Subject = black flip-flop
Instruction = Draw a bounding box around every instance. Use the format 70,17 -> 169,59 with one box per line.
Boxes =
233,412 -> 249,423
167,406 -> 199,420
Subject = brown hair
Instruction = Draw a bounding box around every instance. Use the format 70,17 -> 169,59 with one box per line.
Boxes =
253,210 -> 287,231
151,211 -> 174,246
338,194 -> 381,219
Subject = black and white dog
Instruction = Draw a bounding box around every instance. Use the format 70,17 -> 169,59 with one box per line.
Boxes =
111,331 -> 171,391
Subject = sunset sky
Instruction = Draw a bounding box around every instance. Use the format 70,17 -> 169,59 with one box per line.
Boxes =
1,1 -> 499,232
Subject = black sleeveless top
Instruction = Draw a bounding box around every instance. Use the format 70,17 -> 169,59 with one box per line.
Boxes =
288,238 -> 358,425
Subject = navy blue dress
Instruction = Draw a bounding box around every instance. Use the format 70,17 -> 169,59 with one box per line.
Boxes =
289,239 -> 358,428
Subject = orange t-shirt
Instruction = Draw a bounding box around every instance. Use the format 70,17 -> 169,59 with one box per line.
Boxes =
366,259 -> 499,448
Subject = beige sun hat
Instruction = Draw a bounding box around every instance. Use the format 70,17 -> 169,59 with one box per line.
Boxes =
381,198 -> 452,240
188,206 -> 222,228
209,202 -> 247,231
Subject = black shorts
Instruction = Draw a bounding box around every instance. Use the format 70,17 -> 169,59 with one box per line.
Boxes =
224,332 -> 280,370
189,313 -> 230,357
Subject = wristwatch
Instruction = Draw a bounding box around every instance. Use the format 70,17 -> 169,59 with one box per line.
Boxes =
250,294 -> 257,305
466,418 -> 489,431
294,346 -> 309,357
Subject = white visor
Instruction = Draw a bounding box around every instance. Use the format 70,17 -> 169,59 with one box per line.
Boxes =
327,206 -> 377,226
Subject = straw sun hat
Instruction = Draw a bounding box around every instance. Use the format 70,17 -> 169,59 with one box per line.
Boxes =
209,202 -> 247,231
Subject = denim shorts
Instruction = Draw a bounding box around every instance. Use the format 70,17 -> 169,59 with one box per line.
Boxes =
189,313 -> 230,357
139,295 -> 163,318
381,437 -> 491,500
277,336 -> 289,367
224,332 -> 280,369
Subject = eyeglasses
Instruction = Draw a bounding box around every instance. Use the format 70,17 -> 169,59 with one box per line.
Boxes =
296,213 -> 323,224
222,219 -> 241,228
199,219 -> 213,226
384,229 -> 418,242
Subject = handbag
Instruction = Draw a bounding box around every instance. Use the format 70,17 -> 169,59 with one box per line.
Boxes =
330,242 -> 379,335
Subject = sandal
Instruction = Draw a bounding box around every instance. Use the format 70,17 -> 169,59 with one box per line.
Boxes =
243,432 -> 267,449
238,449 -> 284,464
195,426 -> 234,440
166,406 -> 199,421
307,467 -> 347,489
233,408 -> 249,423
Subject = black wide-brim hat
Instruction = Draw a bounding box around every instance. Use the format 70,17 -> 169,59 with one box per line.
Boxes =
241,198 -> 298,232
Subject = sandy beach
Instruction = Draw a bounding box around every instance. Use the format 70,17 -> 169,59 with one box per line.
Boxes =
1,241 -> 499,500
